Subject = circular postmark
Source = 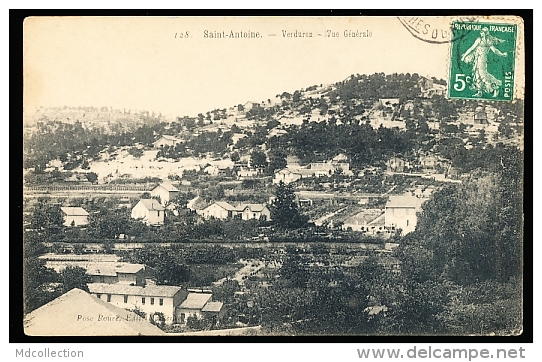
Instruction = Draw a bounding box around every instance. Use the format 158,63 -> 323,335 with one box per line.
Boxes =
397,16 -> 478,44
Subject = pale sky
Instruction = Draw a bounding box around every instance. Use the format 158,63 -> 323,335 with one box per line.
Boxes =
23,16 -> 466,118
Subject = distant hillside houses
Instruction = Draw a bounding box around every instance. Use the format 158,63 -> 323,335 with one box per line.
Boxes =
378,98 -> 400,108
154,135 -> 180,148
198,201 -> 271,221
386,156 -> 407,173
418,76 -> 446,97
274,155 -> 352,184
237,167 -> 259,178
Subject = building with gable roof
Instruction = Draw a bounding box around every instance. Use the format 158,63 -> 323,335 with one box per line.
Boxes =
199,201 -> 237,219
385,195 -> 426,235
150,181 -> 179,204
235,203 -> 271,221
24,289 -> 164,336
176,292 -> 212,324
386,156 -> 407,173
131,199 -> 165,225
60,207 -> 89,227
88,283 -> 188,325
199,201 -> 271,220
154,135 -> 180,148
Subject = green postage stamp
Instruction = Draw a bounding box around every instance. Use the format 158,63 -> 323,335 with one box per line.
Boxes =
448,21 -> 518,101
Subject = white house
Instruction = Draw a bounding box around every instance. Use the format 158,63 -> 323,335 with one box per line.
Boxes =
154,135 -> 180,148
237,167 -> 259,178
89,263 -> 148,286
385,195 -> 425,235
386,156 -> 406,173
199,201 -> 236,219
236,204 -> 271,221
131,199 -> 165,225
176,293 -> 212,324
332,153 -> 349,162
274,169 -> 302,184
242,101 -> 259,112
150,182 -> 179,204
60,207 -> 89,227
200,201 -> 271,220
88,283 -> 188,325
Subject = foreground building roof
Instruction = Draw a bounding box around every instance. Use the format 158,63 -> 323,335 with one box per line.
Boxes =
24,289 -> 164,336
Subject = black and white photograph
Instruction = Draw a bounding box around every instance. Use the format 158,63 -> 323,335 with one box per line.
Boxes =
21,15 -> 525,337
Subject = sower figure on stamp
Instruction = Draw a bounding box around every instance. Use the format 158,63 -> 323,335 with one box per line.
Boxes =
461,27 -> 508,98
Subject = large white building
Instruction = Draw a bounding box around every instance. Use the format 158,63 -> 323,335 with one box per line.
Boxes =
385,195 -> 426,235
88,283 -> 188,325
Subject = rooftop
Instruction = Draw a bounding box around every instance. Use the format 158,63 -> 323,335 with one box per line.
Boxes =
137,199 -> 165,211
386,195 -> 424,209
235,203 -> 268,212
153,182 -> 179,192
157,135 -> 179,141
24,289 -> 164,336
179,293 -> 212,310
201,301 -> 224,313
88,283 -> 182,298
43,261 -> 145,276
60,207 -> 89,216
211,201 -> 236,211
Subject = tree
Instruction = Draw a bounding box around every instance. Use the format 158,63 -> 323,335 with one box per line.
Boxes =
23,231 -> 61,314
88,210 -> 132,239
267,149 -> 287,174
250,149 -> 267,170
230,151 -> 240,163
30,198 -> 64,234
59,266 -> 91,293
280,253 -> 310,287
400,168 -> 522,285
85,172 -> 98,184
130,246 -> 189,285
270,181 -> 306,229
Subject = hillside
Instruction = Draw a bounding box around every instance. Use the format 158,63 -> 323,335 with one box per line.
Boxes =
23,72 -> 524,185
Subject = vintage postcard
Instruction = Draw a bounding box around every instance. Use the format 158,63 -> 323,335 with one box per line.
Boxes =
22,16 -> 525,336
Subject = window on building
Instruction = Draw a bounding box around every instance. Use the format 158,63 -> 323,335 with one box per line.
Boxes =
151,298 -> 155,305
96,294 -> 101,299
157,211 -> 160,217
107,294 -> 111,302
180,313 -> 185,323
159,298 -> 163,306
142,297 -> 146,305
406,219 -> 409,226
124,295 -> 128,303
